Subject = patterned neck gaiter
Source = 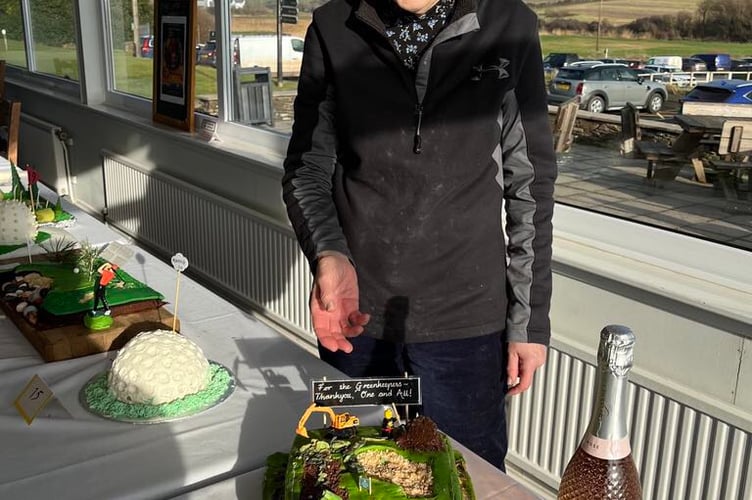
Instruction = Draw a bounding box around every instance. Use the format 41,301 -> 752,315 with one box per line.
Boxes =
381,0 -> 456,71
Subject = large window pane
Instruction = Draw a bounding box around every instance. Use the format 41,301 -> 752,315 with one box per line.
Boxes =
29,0 -> 78,79
227,1 -> 317,130
0,0 -> 28,68
109,0 -> 155,98
195,2 -> 218,115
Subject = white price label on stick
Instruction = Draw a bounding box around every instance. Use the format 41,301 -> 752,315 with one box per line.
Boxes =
14,374 -> 54,425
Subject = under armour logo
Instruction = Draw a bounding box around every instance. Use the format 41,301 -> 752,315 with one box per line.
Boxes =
471,58 -> 510,80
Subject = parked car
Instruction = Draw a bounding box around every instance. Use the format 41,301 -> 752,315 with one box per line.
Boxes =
681,79 -> 752,105
642,64 -> 696,88
682,57 -> 708,72
548,63 -> 667,114
599,58 -> 642,69
543,52 -> 580,71
691,53 -> 732,71
645,55 -> 682,70
196,40 -> 217,67
731,58 -> 752,71
140,35 -> 153,58
568,60 -> 607,68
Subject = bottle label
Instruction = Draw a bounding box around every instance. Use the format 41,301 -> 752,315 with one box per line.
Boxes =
580,433 -> 631,460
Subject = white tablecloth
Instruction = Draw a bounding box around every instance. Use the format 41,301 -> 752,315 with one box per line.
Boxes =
1,193 -> 538,500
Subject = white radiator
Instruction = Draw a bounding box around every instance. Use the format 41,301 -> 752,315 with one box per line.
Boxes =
19,113 -> 71,196
101,151 -> 751,500
101,150 -> 314,340
507,345 -> 752,500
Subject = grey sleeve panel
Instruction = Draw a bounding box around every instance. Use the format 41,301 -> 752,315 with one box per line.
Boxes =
282,23 -> 352,273
501,90 -> 537,343
501,33 -> 557,345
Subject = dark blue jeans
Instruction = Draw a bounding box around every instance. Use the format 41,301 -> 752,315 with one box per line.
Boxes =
318,332 -> 508,471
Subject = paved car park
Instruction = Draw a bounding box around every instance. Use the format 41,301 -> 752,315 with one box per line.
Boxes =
555,143 -> 752,251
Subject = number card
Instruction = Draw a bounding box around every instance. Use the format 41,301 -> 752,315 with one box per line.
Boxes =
14,374 -> 54,425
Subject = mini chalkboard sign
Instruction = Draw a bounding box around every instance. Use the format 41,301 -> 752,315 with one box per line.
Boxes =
311,377 -> 421,407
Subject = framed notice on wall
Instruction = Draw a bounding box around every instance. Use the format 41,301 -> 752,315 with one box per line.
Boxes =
152,0 -> 196,131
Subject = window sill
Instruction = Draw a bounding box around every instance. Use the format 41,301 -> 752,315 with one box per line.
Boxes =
553,205 -> 752,330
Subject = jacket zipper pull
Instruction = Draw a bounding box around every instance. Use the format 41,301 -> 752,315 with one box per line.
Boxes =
413,105 -> 423,154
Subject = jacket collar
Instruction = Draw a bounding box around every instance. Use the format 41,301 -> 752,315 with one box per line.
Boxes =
354,0 -> 478,31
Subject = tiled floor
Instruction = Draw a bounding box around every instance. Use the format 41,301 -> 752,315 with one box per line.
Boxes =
555,144 -> 752,251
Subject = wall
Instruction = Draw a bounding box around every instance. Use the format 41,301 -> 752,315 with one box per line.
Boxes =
8,84 -> 286,223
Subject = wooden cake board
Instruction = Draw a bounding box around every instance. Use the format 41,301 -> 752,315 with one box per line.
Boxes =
1,301 -> 180,363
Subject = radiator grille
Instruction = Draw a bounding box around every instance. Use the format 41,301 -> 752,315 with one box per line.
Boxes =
101,150 -> 313,340
508,347 -> 752,500
102,152 -> 751,499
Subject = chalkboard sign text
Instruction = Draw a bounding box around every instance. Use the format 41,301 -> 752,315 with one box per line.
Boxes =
311,377 -> 421,407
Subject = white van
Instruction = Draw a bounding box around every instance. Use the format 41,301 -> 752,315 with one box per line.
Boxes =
645,56 -> 682,70
232,35 -> 304,77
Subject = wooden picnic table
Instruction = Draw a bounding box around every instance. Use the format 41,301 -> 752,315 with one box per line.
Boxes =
668,114 -> 752,184
673,114 -> 752,136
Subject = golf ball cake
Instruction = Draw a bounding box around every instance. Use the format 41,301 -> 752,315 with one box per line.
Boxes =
0,199 -> 38,246
108,330 -> 210,405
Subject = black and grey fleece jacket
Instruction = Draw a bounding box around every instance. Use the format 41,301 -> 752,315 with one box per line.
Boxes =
282,0 -> 557,345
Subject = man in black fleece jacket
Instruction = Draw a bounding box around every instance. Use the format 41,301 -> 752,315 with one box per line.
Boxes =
282,0 -> 556,469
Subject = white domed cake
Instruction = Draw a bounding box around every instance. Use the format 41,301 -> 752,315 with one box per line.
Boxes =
0,200 -> 38,245
108,330 -> 210,405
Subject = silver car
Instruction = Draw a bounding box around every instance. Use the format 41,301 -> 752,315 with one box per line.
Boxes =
548,63 -> 667,114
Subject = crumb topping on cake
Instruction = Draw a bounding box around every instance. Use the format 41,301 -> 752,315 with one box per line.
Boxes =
357,450 -> 434,497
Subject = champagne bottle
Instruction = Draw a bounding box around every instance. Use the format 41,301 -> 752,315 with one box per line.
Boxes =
558,325 -> 643,500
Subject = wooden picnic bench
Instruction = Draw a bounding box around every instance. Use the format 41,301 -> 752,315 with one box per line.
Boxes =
626,101 -> 752,187
620,103 -> 705,184
552,96 -> 580,153
705,120 -> 752,213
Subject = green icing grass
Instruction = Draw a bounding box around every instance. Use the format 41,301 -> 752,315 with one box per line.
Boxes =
13,260 -> 165,315
84,362 -> 232,421
0,231 -> 52,255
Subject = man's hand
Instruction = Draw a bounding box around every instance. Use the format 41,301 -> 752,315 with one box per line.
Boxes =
506,342 -> 547,396
312,252 -> 370,353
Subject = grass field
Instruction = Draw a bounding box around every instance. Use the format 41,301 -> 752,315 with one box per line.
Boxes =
534,0 -> 701,25
4,13 -> 750,101
540,34 -> 752,60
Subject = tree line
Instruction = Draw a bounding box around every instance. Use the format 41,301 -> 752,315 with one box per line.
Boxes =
542,0 -> 752,42
2,0 -> 750,48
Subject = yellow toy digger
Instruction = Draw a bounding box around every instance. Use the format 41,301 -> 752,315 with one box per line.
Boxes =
296,403 -> 360,439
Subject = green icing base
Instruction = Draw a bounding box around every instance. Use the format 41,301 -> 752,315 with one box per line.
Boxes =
83,362 -> 233,422
83,313 -> 114,330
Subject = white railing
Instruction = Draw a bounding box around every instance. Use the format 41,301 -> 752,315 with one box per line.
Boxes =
639,70 -> 752,88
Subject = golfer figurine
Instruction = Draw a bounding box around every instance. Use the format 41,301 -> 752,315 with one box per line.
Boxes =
84,262 -> 119,330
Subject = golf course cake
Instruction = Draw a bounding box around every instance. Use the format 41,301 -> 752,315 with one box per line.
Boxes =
264,375 -> 475,500
0,243 -> 177,362
264,410 -> 475,500
81,329 -> 235,422
0,163 -> 76,232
